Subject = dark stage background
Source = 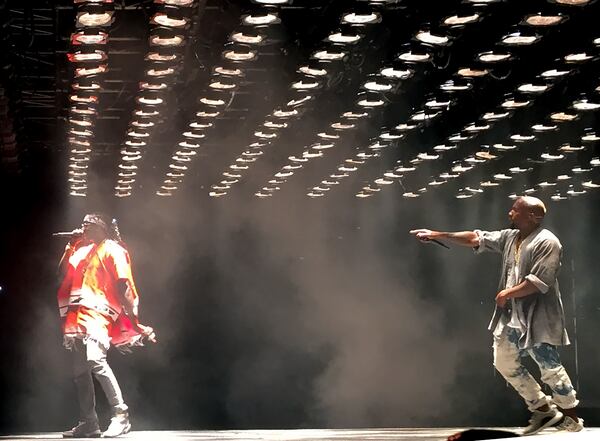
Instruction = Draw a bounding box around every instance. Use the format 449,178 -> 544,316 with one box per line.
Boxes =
2,1 -> 600,432
1,172 -> 599,434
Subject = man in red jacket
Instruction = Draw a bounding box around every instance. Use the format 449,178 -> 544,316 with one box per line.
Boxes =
57,213 -> 155,438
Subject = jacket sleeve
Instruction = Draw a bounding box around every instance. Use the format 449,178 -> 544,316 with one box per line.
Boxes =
474,229 -> 512,255
525,237 -> 562,294
106,241 -> 140,313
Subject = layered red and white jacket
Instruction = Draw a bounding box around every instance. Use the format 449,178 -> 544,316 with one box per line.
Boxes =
57,239 -> 144,348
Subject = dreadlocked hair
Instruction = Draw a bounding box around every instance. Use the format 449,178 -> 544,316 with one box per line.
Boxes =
86,212 -> 124,245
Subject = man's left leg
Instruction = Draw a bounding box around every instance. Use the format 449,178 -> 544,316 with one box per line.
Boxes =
493,327 -> 563,435
529,343 -> 583,432
85,339 -> 131,437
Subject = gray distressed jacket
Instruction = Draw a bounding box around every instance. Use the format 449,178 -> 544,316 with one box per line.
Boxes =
474,226 -> 570,349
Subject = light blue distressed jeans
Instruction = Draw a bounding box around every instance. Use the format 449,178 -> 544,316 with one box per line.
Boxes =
493,326 -> 579,411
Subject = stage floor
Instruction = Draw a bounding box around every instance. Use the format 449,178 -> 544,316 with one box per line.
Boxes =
0,427 -> 599,441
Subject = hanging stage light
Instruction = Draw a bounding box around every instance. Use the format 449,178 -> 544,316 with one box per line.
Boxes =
149,28 -> 185,46
230,29 -> 265,45
501,96 -> 531,108
312,49 -> 346,61
440,79 -> 473,92
291,78 -> 321,90
151,8 -> 189,28
523,13 -> 567,27
341,12 -> 381,25
298,64 -> 328,77
518,83 -> 551,94
550,111 -> 578,122
213,65 -> 245,78
242,12 -> 280,26
75,4 -> 114,27
67,49 -> 107,62
397,48 -> 432,63
327,31 -> 362,44
71,104 -> 98,115
572,98 -> 600,111
564,52 -> 595,63
477,51 -> 512,63
415,29 -> 451,46
74,64 -> 108,77
71,30 -> 108,45
146,51 -> 179,62
223,44 -> 257,62
442,12 -> 481,27
135,108 -> 160,117
357,91 -> 385,107
146,65 -> 176,77
540,68 -> 571,78
457,67 -> 489,77
501,31 -> 541,46
139,80 -> 168,90
72,78 -> 101,90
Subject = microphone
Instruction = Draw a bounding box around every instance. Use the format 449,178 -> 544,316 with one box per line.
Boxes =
52,228 -> 83,238
419,237 -> 450,249
430,239 -> 450,249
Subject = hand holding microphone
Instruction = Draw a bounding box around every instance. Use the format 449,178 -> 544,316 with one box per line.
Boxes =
53,228 -> 84,250
52,228 -> 83,238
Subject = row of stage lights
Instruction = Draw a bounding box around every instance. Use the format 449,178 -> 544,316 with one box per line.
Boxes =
362,32 -> 600,201
280,0 -> 599,200
67,0 -> 198,197
64,0 -> 598,199
114,0 -> 198,198
253,0 -> 600,199
251,0 -> 505,199
208,2 -> 404,198
155,1 -> 292,197
413,94 -> 600,201
66,0 -> 115,197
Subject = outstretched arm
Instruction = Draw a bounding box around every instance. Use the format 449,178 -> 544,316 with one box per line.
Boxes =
409,229 -> 479,248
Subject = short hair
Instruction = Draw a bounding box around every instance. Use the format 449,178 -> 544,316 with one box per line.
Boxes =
518,196 -> 546,220
83,213 -> 123,241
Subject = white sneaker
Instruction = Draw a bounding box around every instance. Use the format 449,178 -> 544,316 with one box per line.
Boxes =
557,416 -> 584,432
522,407 -> 563,435
103,412 -> 131,438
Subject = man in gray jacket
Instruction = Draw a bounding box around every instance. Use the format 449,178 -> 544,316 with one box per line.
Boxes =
410,196 -> 582,435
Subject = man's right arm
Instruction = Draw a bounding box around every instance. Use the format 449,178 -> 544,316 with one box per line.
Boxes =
58,244 -> 75,278
57,232 -> 83,278
409,229 -> 480,248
